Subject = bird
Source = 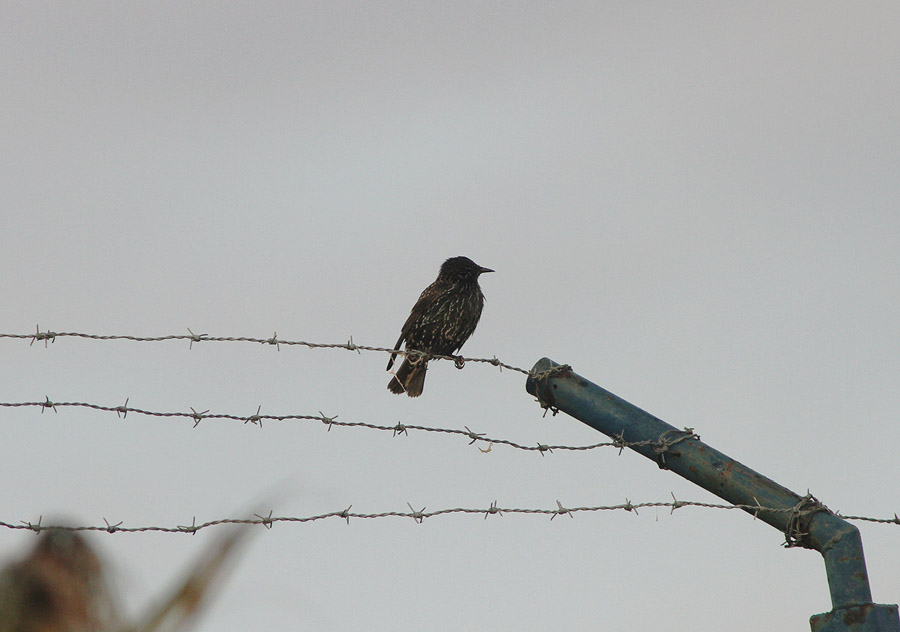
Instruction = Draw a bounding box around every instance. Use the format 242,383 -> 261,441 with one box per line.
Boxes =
387,256 -> 493,397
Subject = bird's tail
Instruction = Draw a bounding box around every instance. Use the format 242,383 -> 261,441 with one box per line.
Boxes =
387,358 -> 427,397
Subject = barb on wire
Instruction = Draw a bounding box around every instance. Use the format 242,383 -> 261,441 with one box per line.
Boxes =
653,427 -> 699,468
0,399 -> 673,455
783,493 -> 829,548
484,500 -> 502,519
29,324 -> 56,347
1,328 -> 533,376
1,498 -> 895,536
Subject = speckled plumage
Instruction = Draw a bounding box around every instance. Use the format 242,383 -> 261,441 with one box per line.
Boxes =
387,256 -> 493,397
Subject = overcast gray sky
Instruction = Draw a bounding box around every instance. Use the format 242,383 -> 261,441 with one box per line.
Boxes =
2,2 -> 899,630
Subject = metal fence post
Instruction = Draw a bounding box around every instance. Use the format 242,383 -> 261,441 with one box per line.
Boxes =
525,358 -> 899,631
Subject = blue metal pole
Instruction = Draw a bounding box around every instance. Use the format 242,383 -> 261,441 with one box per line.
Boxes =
525,358 -> 899,631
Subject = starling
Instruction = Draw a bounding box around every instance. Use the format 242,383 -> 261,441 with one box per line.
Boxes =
387,256 -> 493,397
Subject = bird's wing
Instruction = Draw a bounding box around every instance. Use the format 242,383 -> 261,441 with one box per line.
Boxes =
386,280 -> 443,371
386,330 -> 406,370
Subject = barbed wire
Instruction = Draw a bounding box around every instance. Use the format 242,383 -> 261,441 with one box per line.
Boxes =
4,329 -> 898,534
3,498 -> 897,536
1,326 -> 533,376
6,399 -> 897,534
0,398 -> 662,454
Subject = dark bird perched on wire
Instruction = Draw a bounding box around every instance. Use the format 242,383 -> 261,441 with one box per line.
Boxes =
387,256 -> 493,397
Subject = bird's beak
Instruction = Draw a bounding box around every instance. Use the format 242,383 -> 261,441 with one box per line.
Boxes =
479,267 -> 494,274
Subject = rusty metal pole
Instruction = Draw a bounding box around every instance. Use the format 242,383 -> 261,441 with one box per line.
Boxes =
525,358 -> 899,632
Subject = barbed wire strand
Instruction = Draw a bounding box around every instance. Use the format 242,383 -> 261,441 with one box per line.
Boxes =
4,331 -> 898,532
2,327 -> 532,376
3,499 -> 897,536
0,399 -> 670,454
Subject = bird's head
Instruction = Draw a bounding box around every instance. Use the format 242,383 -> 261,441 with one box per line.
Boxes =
438,256 -> 493,282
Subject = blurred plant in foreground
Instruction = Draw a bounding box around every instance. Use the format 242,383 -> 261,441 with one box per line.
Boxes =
0,524 -> 249,632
